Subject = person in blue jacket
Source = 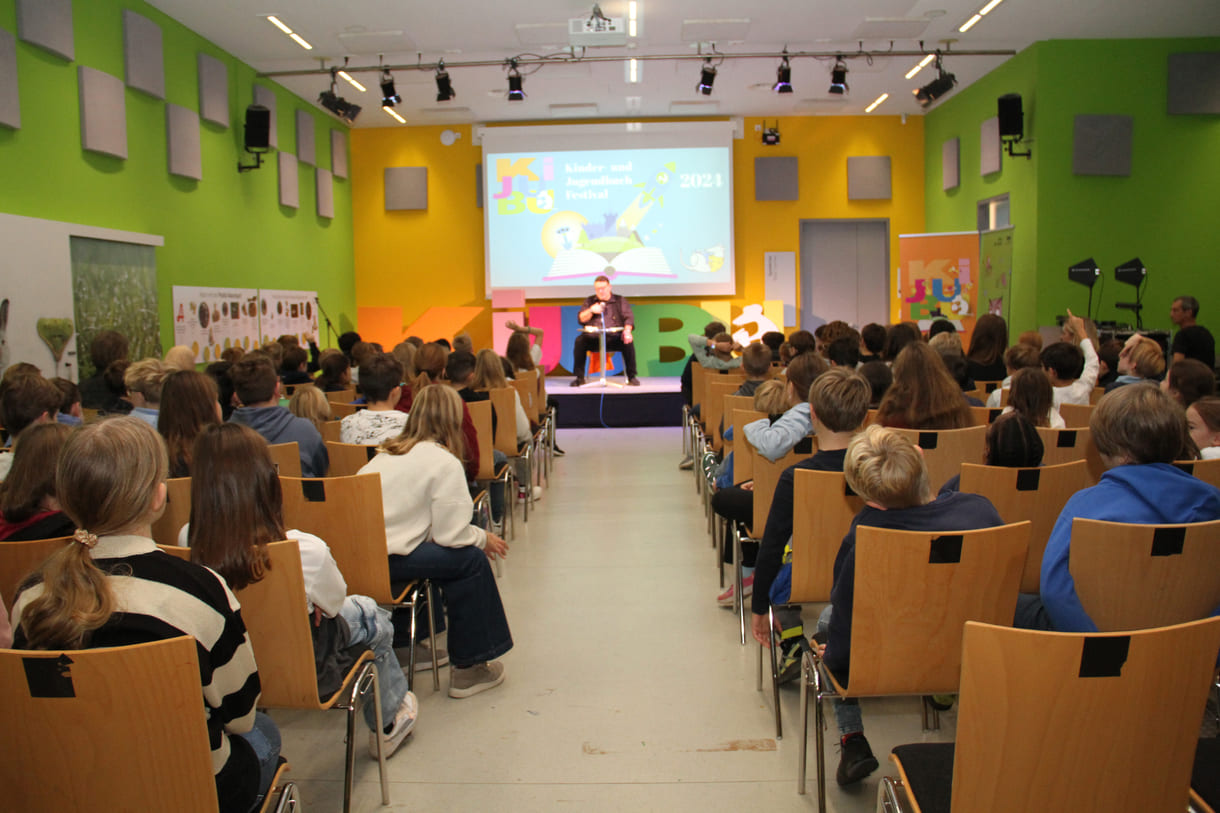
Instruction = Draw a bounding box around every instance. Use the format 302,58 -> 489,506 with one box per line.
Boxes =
1019,383 -> 1220,632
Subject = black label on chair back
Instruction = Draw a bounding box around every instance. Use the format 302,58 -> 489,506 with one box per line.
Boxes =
1173,462 -> 1195,475
1056,431 -> 1077,448
23,654 -> 75,697
365,446 -> 378,461
984,381 -> 999,392
928,534 -> 963,564
794,437 -> 814,455
1016,469 -> 1041,491
988,408 -> 1002,423
1078,636 -> 1129,678
1150,526 -> 1186,557
918,432 -> 939,450
843,481 -> 857,497
301,479 -> 327,502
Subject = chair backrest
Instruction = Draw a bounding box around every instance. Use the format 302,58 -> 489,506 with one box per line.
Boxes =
0,536 -> 70,613
150,476 -> 192,546
467,400 -> 497,480
326,440 -> 380,477
949,618 -> 1220,813
233,539 -> 329,709
1174,458 -> 1220,490
279,473 -> 395,602
0,636 -> 218,811
488,388 -> 520,455
968,405 -> 1003,426
844,521 -> 1030,696
267,441 -> 302,477
722,395 -> 754,453
974,379 -> 1004,394
959,460 -> 1092,592
1036,426 -> 1105,483
1069,518 -> 1220,631
326,387 -> 357,404
748,442 -> 810,536
1089,385 -> 1106,405
321,419 -> 342,443
513,370 -> 540,423
690,362 -> 708,413
327,401 -> 363,419
891,425 -> 988,493
703,379 -> 740,450
729,407 -> 766,483
789,469 -> 864,603
1058,401 -> 1094,428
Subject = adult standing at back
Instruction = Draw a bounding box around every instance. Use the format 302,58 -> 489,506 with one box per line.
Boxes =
571,275 -> 640,386
1170,296 -> 1215,369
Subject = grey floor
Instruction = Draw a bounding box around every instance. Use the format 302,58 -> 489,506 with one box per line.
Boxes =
271,426 -> 955,811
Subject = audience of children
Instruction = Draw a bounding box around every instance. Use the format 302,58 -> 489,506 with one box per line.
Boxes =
340,354 -> 407,445
876,341 -> 974,429
286,384 -> 333,435
157,369 -> 222,477
1188,397 -> 1220,459
0,423 -> 75,541
1163,358 -> 1216,407
228,356 -> 328,477
123,358 -> 171,428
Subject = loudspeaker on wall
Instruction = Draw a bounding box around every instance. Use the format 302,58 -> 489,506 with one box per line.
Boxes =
244,105 -> 270,151
997,94 -> 1024,139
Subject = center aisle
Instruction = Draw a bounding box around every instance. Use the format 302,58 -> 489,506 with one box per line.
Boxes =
279,426 -> 921,810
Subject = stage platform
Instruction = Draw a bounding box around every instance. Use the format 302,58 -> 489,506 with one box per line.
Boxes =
549,376 -> 683,428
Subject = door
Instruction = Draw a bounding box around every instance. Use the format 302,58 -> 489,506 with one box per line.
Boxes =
798,219 -> 889,332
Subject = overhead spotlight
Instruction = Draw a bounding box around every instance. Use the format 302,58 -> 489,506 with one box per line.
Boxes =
914,56 -> 956,108
697,59 -> 716,95
829,58 -> 848,94
319,69 -> 361,123
762,123 -> 781,145
506,60 -> 525,101
380,70 -> 401,107
773,53 -> 792,94
435,61 -> 455,102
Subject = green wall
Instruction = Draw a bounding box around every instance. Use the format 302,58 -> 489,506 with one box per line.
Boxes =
925,38 -> 1220,335
0,0 -> 357,353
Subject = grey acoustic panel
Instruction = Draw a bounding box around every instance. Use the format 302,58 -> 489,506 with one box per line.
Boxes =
78,67 -> 127,159
980,117 -> 1001,175
123,10 -> 164,100
253,84 -> 277,149
942,138 -> 960,191
330,130 -> 348,179
846,156 -> 892,200
1073,115 -> 1134,177
316,168 -> 334,219
476,163 -> 483,209
16,0 -> 73,61
166,104 -> 201,180
278,151 -> 299,209
384,167 -> 428,210
295,109 -> 316,166
754,156 -> 799,201
198,53 -> 229,127
1168,52 -> 1220,115
0,28 -> 19,129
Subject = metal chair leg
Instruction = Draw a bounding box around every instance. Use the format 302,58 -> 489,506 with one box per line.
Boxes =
733,525 -> 747,645
769,606 -> 783,740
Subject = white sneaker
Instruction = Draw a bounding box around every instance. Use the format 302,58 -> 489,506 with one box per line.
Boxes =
531,485 -> 543,501
368,691 -> 418,758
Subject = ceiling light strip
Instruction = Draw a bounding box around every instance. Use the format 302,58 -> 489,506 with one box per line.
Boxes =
979,0 -> 1004,14
289,32 -> 313,50
958,14 -> 982,32
266,16 -> 293,35
865,93 -> 888,113
905,53 -> 936,80
383,107 -> 406,124
338,70 -> 366,92
628,2 -> 638,37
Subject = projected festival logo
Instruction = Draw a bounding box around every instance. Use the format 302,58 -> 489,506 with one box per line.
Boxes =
492,152 -> 728,285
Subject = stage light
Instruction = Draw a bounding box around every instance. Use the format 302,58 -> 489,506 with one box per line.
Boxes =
697,59 -> 716,95
435,62 -> 455,101
380,70 -> 401,107
914,57 -> 956,108
829,58 -> 848,94
319,70 -> 361,123
507,61 -> 525,101
773,54 -> 792,94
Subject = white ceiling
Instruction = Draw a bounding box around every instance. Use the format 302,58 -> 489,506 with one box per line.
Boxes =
146,0 -> 1220,128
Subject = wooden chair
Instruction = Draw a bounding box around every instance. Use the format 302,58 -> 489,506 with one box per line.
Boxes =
328,400 -> 365,419
327,387 -> 357,404
327,440 -> 380,477
1176,458 -> 1220,490
891,425 -> 987,493
968,405 -> 1003,426
267,441 -> 302,477
150,476 -> 192,546
279,473 -> 439,691
469,400 -> 516,541
0,536 -> 70,613
704,379 -> 740,452
1089,384 -> 1106,405
0,636 -> 298,812
958,460 -> 1092,592
236,539 -> 390,813
512,369 -> 548,483
1036,425 -> 1105,483
800,521 -> 1031,805
1069,518 -> 1220,631
760,469 -> 864,739
490,387 -> 536,521
974,379 -> 1004,394
322,419 -> 343,443
880,618 -> 1220,813
1058,401 -> 1095,428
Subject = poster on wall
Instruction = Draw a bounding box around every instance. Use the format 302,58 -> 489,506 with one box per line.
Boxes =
979,227 -> 1014,324
172,286 -> 260,364
259,288 -> 319,345
71,237 -> 161,379
896,231 -> 981,344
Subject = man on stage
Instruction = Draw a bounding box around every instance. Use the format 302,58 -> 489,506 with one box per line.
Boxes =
571,275 -> 640,386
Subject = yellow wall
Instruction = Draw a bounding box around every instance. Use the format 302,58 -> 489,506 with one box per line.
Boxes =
351,115 -> 924,346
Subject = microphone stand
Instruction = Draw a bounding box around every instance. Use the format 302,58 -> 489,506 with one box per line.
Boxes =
315,296 -> 337,347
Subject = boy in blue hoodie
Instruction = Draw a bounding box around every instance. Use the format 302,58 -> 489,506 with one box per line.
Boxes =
229,355 -> 329,477
1024,382 -> 1220,632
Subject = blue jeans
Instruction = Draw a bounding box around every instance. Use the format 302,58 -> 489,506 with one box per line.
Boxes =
237,711 -> 281,808
388,542 -> 513,668
341,595 -> 410,731
817,606 -> 862,737
489,449 -> 508,521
